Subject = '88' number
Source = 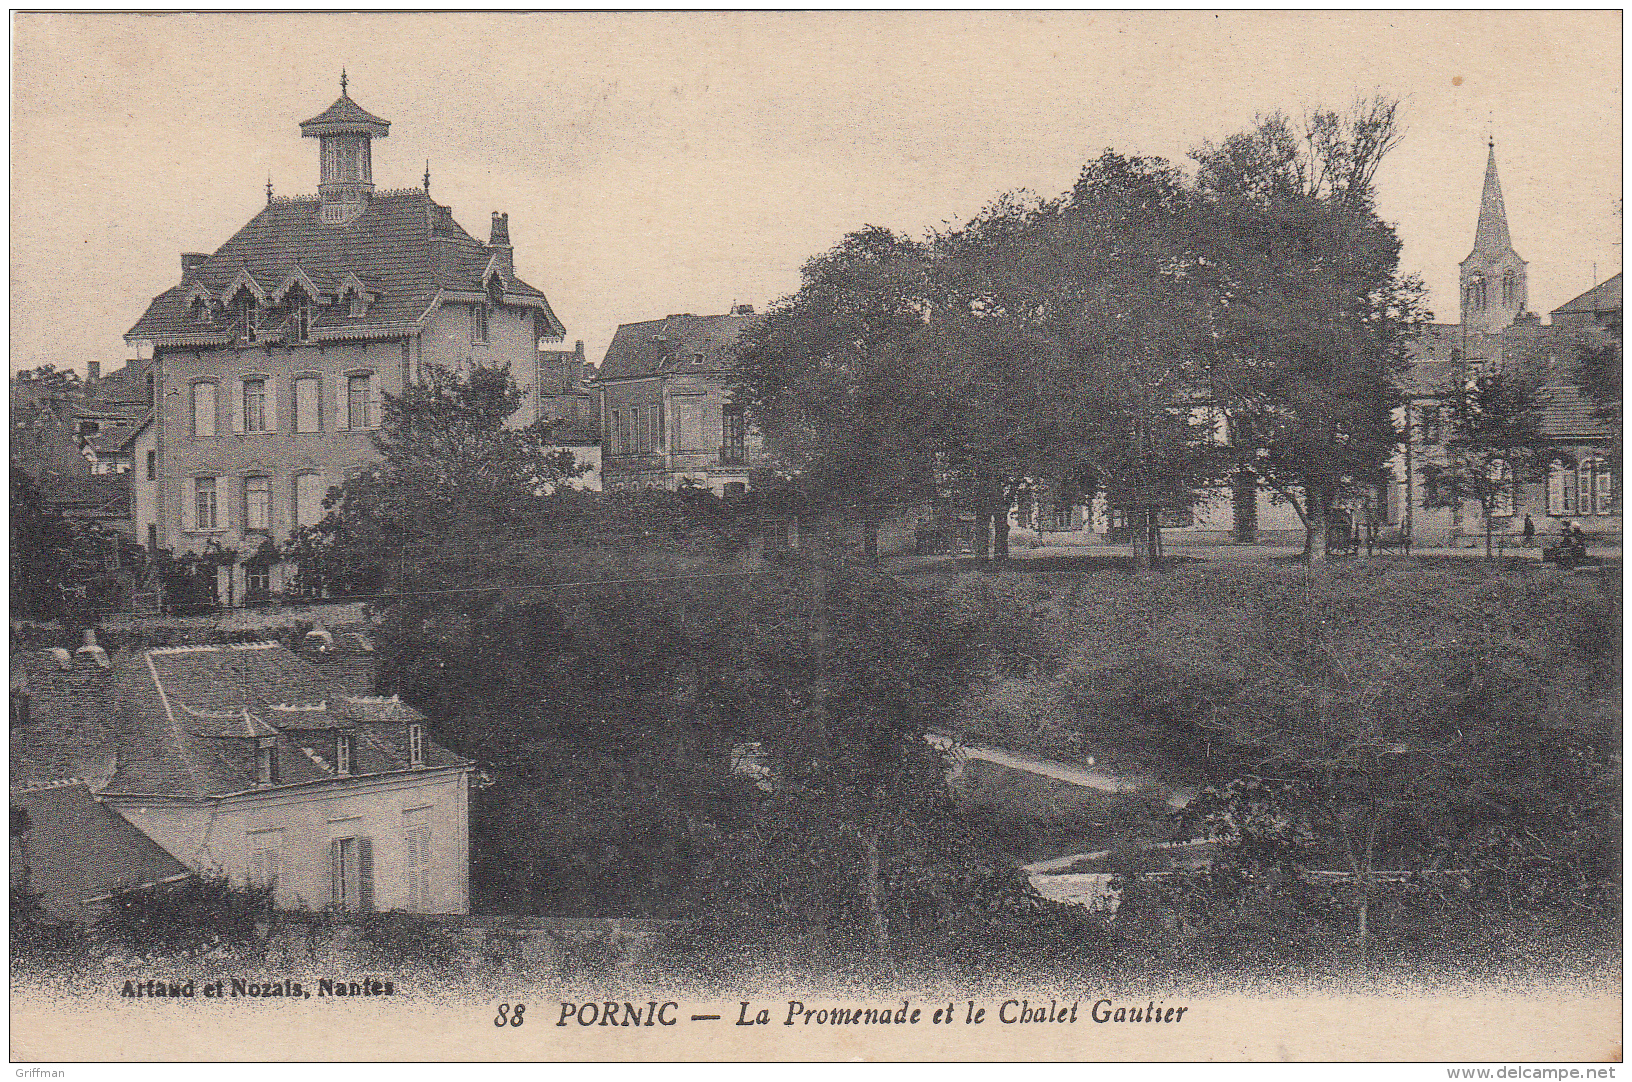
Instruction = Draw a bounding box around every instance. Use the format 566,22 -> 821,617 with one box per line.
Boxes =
495,1003 -> 526,1027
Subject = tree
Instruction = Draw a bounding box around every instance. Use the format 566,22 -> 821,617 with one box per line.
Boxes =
284,363 -> 583,594
14,364 -> 82,391
10,464 -> 102,623
1036,564 -> 1619,969
732,226 -> 941,558
1195,99 -> 1427,562
1424,371 -> 1547,557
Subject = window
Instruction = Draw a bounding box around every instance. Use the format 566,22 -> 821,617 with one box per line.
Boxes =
293,299 -> 314,343
335,732 -> 352,776
403,809 -> 431,913
650,404 -> 663,451
245,566 -> 270,599
1579,455 -> 1614,516
191,382 -> 217,438
194,477 -> 219,530
248,829 -> 283,889
722,407 -> 746,464
1503,271 -> 1518,308
236,292 -> 259,342
244,476 -> 271,532
191,297 -> 210,324
294,376 -> 321,433
329,836 -> 374,912
254,738 -> 277,785
348,374 -> 373,429
635,404 -> 652,455
408,723 -> 425,768
242,379 -> 267,432
147,524 -> 158,552
1466,274 -> 1487,311
619,410 -> 633,456
472,304 -> 489,345
1547,460 -> 1579,516
146,450 -> 156,480
295,472 -> 326,528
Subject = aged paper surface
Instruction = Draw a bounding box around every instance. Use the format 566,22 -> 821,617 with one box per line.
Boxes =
9,10 -> 1621,1065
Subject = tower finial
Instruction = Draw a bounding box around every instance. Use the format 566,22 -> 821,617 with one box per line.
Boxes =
340,68 -> 348,95
424,160 -> 431,193
266,176 -> 274,205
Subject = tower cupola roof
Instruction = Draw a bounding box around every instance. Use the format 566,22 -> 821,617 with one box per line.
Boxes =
300,88 -> 390,139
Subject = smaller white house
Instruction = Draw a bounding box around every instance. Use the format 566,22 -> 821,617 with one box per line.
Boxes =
12,635 -> 472,914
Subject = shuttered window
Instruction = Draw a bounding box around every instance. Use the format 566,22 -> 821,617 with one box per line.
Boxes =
248,829 -> 283,889
329,836 -> 374,912
191,382 -> 217,438
403,809 -> 432,914
294,376 -> 321,432
294,472 -> 326,528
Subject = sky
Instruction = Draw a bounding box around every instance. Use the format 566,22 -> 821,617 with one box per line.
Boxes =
10,10 -> 1622,377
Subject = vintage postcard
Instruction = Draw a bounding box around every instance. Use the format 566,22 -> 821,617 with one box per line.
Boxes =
9,10 -> 1621,1066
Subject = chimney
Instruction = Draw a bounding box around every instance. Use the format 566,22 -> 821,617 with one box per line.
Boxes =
86,361 -> 100,382
181,252 -> 209,278
75,628 -> 109,669
489,212 -> 513,278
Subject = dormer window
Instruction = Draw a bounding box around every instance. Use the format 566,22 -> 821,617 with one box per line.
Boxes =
234,291 -> 259,343
336,732 -> 352,776
255,738 -> 278,786
407,723 -> 424,767
191,297 -> 211,324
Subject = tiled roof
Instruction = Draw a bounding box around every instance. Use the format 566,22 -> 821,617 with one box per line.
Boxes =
299,93 -> 391,137
126,188 -> 563,345
1551,273 -> 1622,317
11,781 -> 190,920
597,313 -> 758,382
15,643 -> 466,802
1538,380 -> 1613,440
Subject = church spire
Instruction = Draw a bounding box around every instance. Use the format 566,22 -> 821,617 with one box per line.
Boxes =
1459,140 -> 1527,333
1471,142 -> 1512,254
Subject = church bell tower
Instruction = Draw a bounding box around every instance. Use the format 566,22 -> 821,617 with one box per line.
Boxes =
1458,140 -> 1528,333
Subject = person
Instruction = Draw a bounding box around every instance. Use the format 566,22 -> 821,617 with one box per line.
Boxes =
1571,523 -> 1588,555
1522,514 -> 1535,548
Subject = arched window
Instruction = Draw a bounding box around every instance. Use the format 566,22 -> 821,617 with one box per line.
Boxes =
1467,274 -> 1487,310
1502,270 -> 1518,308
1578,455 -> 1615,516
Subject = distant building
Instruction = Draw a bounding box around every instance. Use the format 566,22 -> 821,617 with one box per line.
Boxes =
594,307 -> 764,495
1387,143 -> 1619,547
124,79 -> 567,604
11,363 -> 154,540
12,634 -> 472,914
535,340 -> 602,491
